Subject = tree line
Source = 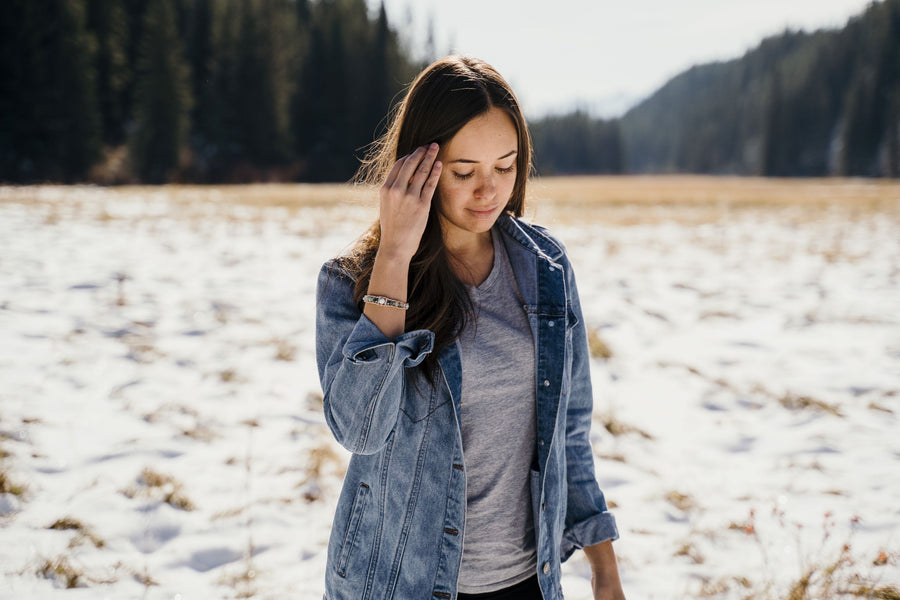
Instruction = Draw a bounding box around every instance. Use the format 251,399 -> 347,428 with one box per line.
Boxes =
1,0 -> 419,184
620,0 -> 900,177
1,0 -> 896,183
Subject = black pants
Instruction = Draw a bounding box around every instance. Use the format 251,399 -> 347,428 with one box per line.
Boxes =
457,574 -> 544,600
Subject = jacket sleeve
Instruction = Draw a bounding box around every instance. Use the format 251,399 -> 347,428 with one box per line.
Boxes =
315,261 -> 435,455
559,252 -> 620,562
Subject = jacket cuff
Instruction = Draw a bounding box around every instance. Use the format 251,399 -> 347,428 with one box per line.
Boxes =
560,511 -> 620,562
341,313 -> 435,367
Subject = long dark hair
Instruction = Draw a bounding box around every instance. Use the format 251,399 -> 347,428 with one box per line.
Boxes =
342,56 -> 533,382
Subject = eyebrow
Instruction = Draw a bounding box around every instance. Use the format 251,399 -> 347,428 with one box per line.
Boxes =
447,150 -> 517,164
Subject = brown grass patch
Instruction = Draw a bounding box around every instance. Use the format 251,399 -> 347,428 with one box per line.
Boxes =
274,339 -> 297,361
587,327 -> 613,359
122,467 -> 196,511
0,467 -> 27,496
6,178 -> 900,231
181,424 -> 219,443
674,540 -> 705,564
778,392 -> 843,417
47,517 -> 105,548
665,490 -> 699,512
598,413 -> 654,439
37,555 -> 83,588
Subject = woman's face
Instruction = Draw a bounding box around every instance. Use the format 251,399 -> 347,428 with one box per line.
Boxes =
436,106 -> 518,245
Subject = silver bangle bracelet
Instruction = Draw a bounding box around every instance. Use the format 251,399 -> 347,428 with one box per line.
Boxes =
363,294 -> 410,310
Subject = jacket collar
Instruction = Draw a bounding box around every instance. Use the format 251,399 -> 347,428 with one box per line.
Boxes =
494,213 -> 565,262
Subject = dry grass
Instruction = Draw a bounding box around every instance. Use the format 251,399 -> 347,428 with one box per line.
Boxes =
587,326 -> 613,359
121,467 -> 196,511
305,390 -> 324,412
597,412 -> 654,439
665,490 -> 699,512
181,424 -> 219,443
37,555 -> 83,588
4,177 -> 899,230
0,464 -> 27,496
47,516 -> 105,548
674,540 -> 706,564
778,392 -> 843,417
274,338 -> 297,361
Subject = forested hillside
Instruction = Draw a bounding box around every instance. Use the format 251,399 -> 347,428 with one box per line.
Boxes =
2,0 -> 897,182
0,0 -> 419,183
620,0 -> 900,177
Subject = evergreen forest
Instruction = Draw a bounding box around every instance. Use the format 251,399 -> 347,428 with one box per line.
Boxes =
1,0 -> 897,183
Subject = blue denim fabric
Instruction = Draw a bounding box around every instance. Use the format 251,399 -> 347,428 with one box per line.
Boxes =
315,214 -> 619,600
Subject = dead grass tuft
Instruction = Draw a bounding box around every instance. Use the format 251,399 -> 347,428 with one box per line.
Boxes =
305,390 -> 324,411
779,392 -> 843,417
598,413 -> 654,439
598,452 -> 627,463
296,444 -> 345,503
674,540 -> 705,564
218,562 -> 258,598
181,424 -> 219,443
47,517 -> 105,548
122,467 -> 196,511
849,585 -> 900,599
587,327 -> 613,359
665,490 -> 699,512
0,467 -> 27,496
274,339 -> 297,361
37,555 -> 83,589
133,568 -> 158,587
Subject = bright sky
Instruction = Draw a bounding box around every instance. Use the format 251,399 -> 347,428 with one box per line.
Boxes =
373,0 -> 875,118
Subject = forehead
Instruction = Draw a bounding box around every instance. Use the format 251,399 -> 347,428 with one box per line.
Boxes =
444,106 -> 518,159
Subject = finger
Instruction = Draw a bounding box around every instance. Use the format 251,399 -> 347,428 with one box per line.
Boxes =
408,144 -> 439,196
383,155 -> 406,189
420,160 -> 442,202
396,146 -> 428,189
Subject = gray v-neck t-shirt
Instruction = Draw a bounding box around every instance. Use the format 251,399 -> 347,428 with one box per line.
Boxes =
456,227 -> 538,593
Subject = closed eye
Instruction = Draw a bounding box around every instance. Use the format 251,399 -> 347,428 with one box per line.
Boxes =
452,165 -> 515,180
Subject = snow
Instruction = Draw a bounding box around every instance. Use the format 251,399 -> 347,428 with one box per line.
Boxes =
0,183 -> 898,599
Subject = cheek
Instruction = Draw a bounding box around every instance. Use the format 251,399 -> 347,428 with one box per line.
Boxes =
436,177 -> 465,209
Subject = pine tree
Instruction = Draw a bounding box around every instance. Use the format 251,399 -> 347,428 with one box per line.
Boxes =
86,0 -> 130,144
129,0 -> 192,183
0,0 -> 101,182
233,0 -> 294,168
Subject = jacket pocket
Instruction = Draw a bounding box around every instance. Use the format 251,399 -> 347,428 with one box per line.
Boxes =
399,369 -> 448,423
336,482 -> 370,578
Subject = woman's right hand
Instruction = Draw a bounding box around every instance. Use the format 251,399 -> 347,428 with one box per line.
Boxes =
377,143 -> 442,262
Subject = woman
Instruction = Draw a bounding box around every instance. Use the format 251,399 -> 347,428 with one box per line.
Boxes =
315,56 -> 625,600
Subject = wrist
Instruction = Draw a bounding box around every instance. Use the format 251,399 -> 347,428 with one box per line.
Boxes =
374,247 -> 413,268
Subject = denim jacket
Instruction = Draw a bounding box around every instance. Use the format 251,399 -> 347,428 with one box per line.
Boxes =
315,214 -> 619,600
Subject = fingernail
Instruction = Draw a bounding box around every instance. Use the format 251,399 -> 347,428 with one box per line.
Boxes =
435,161 -> 442,168
429,143 -> 438,151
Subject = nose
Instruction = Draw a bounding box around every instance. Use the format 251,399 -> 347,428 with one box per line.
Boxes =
474,172 -> 496,200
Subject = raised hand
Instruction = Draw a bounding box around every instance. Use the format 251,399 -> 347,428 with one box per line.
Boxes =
377,143 -> 442,262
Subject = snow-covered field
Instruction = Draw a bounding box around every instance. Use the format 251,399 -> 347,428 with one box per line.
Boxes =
1,179 -> 898,599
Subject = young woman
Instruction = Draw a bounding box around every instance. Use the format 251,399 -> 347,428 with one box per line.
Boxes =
315,56 -> 625,600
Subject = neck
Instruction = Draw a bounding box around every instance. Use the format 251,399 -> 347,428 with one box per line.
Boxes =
445,229 -> 492,264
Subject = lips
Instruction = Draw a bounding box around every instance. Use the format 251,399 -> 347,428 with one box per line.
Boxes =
467,205 -> 499,218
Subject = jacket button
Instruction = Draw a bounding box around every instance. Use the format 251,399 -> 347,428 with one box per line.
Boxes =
543,380 -> 550,387
542,562 -> 551,574
548,320 -> 554,327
